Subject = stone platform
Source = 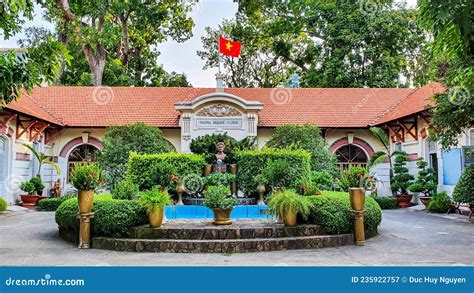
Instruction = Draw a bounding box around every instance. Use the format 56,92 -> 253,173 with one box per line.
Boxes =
92,219 -> 354,253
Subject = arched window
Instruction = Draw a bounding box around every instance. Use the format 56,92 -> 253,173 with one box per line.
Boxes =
335,144 -> 368,170
67,144 -> 99,181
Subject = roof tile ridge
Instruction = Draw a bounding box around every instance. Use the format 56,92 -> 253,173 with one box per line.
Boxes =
28,91 -> 65,126
369,88 -> 417,125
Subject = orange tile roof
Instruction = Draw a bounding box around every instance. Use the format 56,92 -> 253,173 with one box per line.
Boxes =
5,83 -> 445,128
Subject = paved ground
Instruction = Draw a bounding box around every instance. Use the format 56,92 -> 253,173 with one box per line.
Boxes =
0,208 -> 472,266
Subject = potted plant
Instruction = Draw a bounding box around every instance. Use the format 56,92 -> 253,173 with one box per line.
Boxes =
391,152 -> 415,207
139,186 -> 172,228
254,174 -> 268,205
20,180 -> 37,206
203,185 -> 237,225
408,158 -> 437,207
30,176 -> 46,197
69,163 -> 102,213
268,189 -> 313,227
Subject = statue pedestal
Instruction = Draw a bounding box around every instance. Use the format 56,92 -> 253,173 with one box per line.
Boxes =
77,212 -> 95,249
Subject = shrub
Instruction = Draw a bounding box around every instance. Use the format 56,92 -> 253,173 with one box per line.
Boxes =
391,151 -> 414,195
428,192 -> 453,213
268,189 -> 313,219
306,191 -> 382,235
265,124 -> 337,172
126,152 -> 205,191
69,163 -> 103,191
371,196 -> 398,209
55,194 -> 146,237
452,165 -> 474,205
139,187 -> 172,212
203,185 -> 236,209
37,197 -> 66,211
203,173 -> 235,187
310,171 -> 333,191
20,181 -> 36,195
112,179 -> 140,200
236,149 -> 311,195
190,133 -> 256,164
0,197 -> 7,212
99,122 -> 174,187
296,176 -> 321,196
30,176 -> 45,192
336,166 -> 369,191
408,159 -> 436,196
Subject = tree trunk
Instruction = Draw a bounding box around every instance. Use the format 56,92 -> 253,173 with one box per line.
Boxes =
83,43 -> 106,86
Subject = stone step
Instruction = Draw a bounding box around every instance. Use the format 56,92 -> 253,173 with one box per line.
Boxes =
130,222 -> 325,240
92,234 -> 354,253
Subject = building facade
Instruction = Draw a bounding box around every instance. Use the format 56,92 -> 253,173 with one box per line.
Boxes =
1,80 -> 471,205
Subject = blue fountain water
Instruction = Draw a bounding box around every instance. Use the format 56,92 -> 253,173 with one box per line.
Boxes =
164,205 -> 270,219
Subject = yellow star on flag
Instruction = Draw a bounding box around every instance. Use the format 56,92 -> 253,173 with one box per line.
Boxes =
225,41 -> 233,51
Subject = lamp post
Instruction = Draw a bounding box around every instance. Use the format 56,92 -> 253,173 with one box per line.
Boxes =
349,187 -> 366,246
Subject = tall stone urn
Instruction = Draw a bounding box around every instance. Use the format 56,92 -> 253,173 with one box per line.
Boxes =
257,184 -> 266,206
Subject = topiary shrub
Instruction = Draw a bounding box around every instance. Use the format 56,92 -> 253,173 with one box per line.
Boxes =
55,194 -> 147,237
371,196 -> 398,209
452,165 -> 474,205
265,124 -> 337,173
306,191 -> 382,235
428,192 -> 453,213
112,179 -> 140,200
190,133 -> 256,164
99,122 -> 175,187
391,151 -> 414,195
126,152 -> 205,191
236,149 -> 311,195
37,197 -> 66,211
0,197 -> 7,212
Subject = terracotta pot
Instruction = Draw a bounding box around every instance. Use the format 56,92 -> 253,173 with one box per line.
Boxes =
349,188 -> 366,210
282,211 -> 297,227
396,195 -> 413,208
419,196 -> 432,207
148,207 -> 164,228
78,190 -> 94,213
20,195 -> 39,206
212,208 -> 233,225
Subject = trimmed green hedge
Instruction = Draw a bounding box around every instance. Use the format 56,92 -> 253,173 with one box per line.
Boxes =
0,197 -> 7,212
452,164 -> 474,205
126,152 -> 206,190
306,191 -> 382,235
55,194 -> 146,237
236,149 -> 311,195
371,196 -> 398,209
37,197 -> 66,211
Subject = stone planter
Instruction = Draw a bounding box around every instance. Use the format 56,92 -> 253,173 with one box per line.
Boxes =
148,207 -> 164,228
256,184 -> 266,206
20,195 -> 47,207
78,190 -> 94,213
282,211 -> 297,227
396,195 -> 413,208
204,164 -> 212,177
212,208 -> 233,225
349,187 -> 365,210
176,183 -> 185,206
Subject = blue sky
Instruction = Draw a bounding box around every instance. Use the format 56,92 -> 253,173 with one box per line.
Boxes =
0,0 -> 416,87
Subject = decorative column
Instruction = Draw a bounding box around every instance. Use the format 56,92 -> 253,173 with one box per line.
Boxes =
349,187 -> 366,246
247,113 -> 258,137
77,212 -> 95,249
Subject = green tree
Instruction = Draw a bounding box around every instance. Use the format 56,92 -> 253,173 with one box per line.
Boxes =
390,151 -> 414,195
202,0 -> 430,88
98,123 -> 174,187
418,0 -> 474,148
266,124 -> 336,173
44,0 -> 195,85
452,165 -> 474,205
408,158 -> 436,197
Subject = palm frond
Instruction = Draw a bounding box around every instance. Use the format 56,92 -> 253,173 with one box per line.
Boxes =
370,127 -> 390,152
369,151 -> 388,167
22,144 -> 41,162
45,160 -> 62,175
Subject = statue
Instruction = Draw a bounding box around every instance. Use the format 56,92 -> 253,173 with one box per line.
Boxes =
213,142 -> 227,173
53,179 -> 62,198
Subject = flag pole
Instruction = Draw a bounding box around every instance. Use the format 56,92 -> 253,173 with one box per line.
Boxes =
217,32 -> 221,74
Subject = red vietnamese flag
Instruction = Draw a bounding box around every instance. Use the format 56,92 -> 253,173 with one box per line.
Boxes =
219,35 -> 241,58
